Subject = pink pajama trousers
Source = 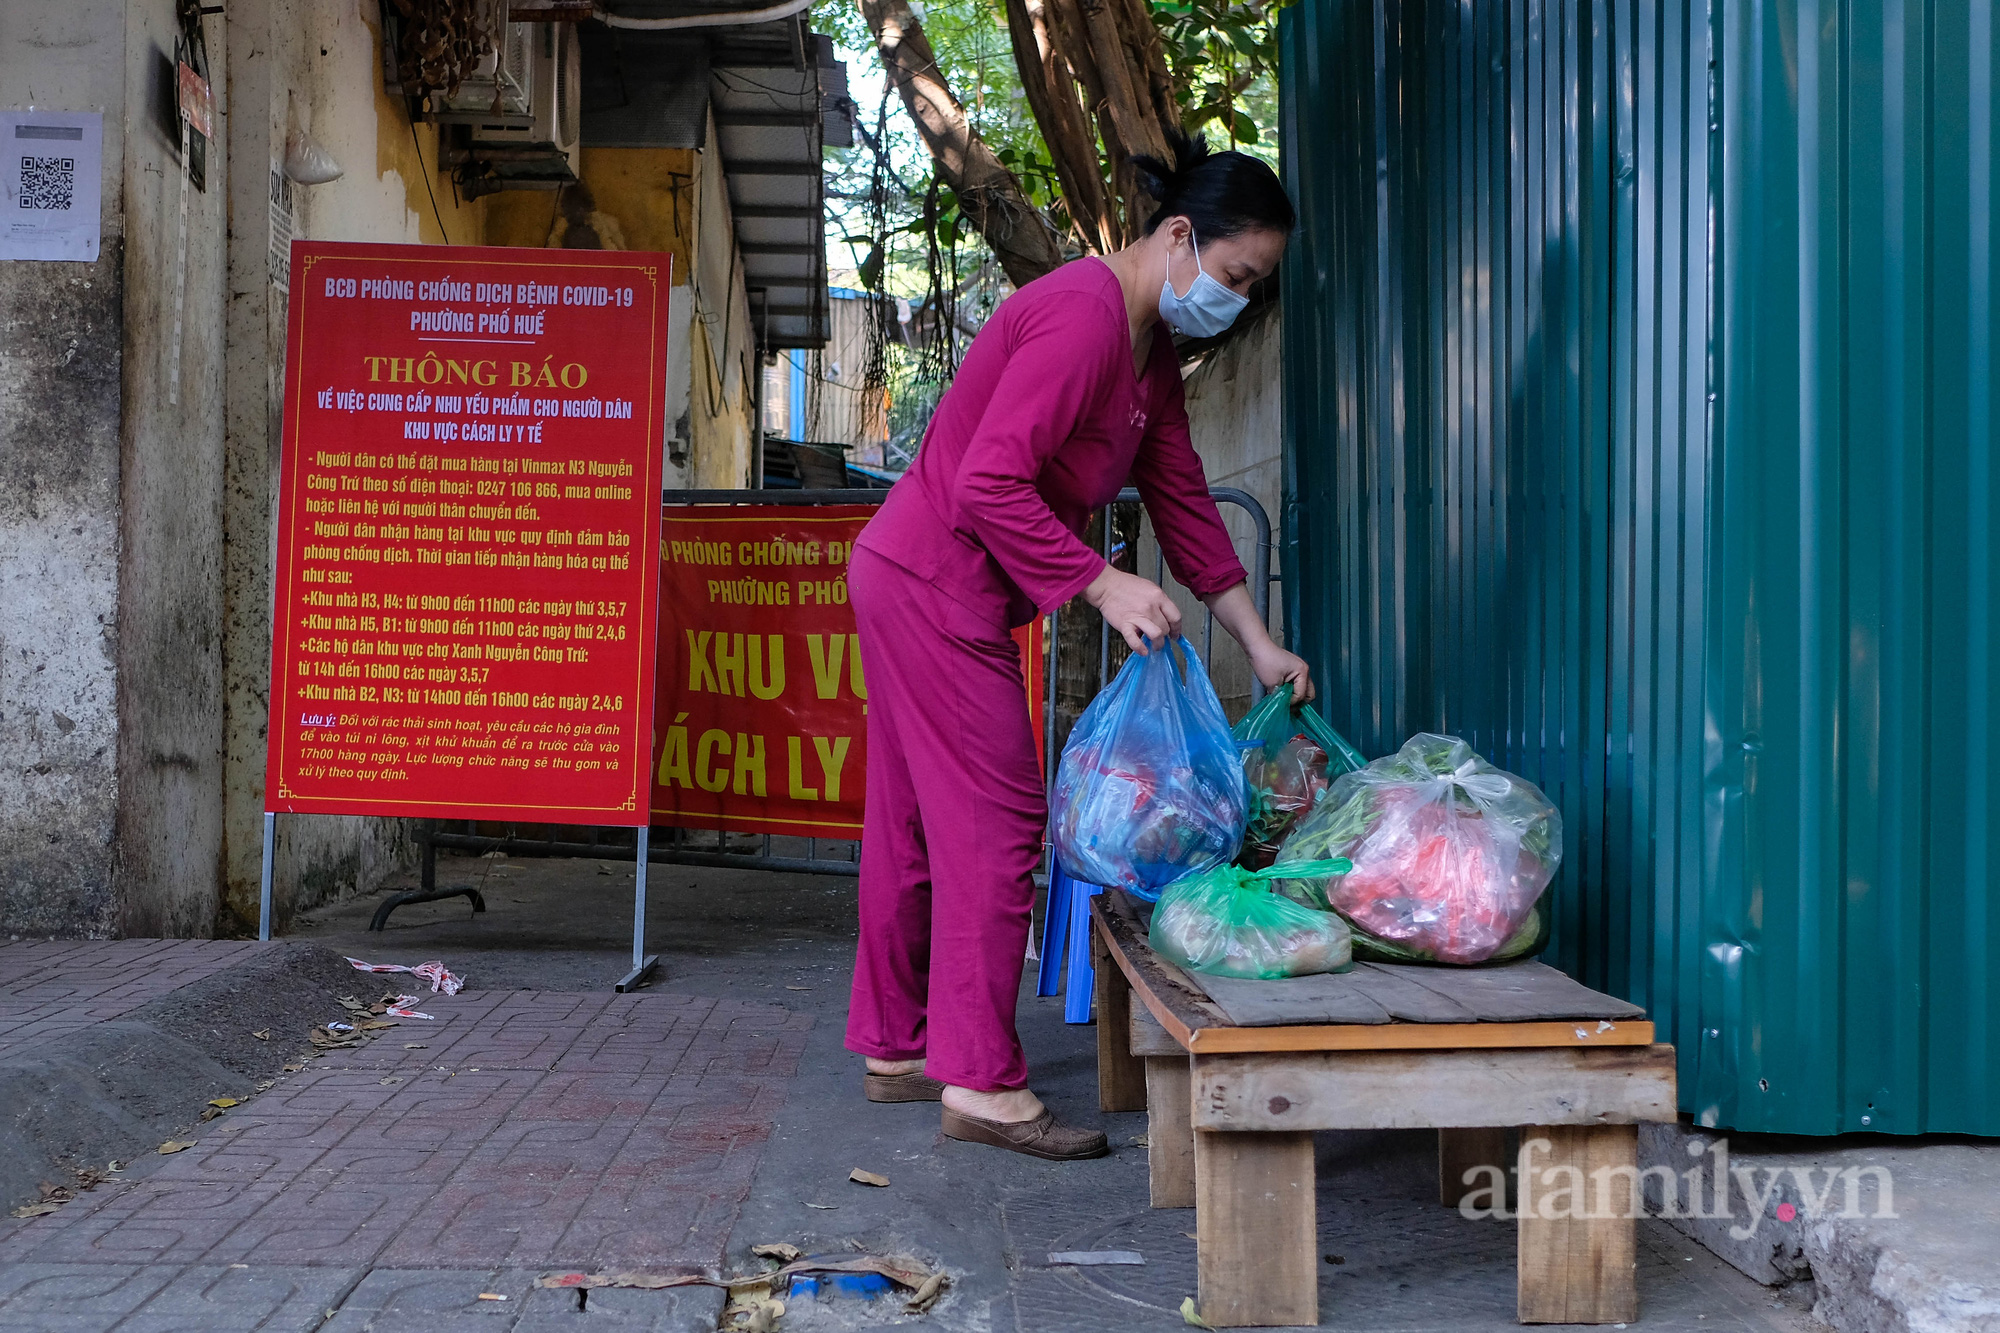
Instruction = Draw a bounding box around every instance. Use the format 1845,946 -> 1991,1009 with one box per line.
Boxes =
844,546 -> 1046,1091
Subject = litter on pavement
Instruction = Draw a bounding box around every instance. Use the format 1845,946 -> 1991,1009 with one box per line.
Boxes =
344,957 -> 464,994
1047,1250 -> 1145,1266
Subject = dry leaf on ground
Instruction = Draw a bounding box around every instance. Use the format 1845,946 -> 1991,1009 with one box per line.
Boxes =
157,1140 -> 197,1155
848,1168 -> 889,1187
751,1243 -> 802,1263
905,1271 -> 949,1313
721,1281 -> 784,1333
9,1203 -> 59,1219
250,1029 -> 270,1040
208,1097 -> 240,1108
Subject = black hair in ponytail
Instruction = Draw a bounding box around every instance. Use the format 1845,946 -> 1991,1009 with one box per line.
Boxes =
1130,128 -> 1296,243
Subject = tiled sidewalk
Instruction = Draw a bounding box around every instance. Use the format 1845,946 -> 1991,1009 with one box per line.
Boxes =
0,939 -> 269,1061
0,945 -> 812,1329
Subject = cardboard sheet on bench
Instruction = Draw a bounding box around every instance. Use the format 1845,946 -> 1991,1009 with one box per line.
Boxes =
1189,962 -> 1648,1027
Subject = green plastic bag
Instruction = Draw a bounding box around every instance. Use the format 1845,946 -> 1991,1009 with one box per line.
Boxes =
1231,685 -> 1367,867
1148,858 -> 1357,979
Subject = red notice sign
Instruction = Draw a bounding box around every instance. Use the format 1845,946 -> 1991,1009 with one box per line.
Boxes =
652,507 -> 875,838
651,506 -> 1049,838
265,241 -> 669,824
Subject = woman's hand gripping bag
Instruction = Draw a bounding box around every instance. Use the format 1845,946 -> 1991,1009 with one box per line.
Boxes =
1149,859 -> 1356,979
1273,734 -> 1562,964
1051,636 -> 1248,901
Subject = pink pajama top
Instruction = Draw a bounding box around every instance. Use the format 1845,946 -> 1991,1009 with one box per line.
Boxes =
856,258 -> 1248,629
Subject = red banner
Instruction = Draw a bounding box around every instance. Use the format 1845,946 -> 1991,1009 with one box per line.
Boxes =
651,506 -> 1049,837
652,506 -> 875,837
264,241 -> 670,825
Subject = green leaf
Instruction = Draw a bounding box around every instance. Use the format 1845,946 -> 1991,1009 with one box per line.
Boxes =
1231,108 -> 1260,143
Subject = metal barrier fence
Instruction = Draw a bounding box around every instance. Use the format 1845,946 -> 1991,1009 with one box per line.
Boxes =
400,485 -> 1280,977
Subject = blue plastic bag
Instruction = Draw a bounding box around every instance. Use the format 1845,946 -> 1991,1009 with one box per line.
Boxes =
1050,635 -> 1248,901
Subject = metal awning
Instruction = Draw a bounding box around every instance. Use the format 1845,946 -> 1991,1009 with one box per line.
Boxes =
711,27 -> 848,348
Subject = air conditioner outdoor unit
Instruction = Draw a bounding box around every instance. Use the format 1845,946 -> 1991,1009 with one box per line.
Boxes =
467,22 -> 581,185
430,19 -> 534,125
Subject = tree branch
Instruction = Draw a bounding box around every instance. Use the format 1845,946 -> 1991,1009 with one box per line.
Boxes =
858,0 -> 1064,288
1004,0 -> 1117,251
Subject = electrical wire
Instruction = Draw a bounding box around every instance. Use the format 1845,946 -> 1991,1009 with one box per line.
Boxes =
408,117 -> 452,245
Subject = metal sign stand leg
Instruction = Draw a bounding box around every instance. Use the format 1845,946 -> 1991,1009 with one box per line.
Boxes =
616,826 -> 659,992
258,811 -> 276,942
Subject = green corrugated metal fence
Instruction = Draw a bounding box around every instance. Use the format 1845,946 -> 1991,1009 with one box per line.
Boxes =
1279,0 -> 1998,1134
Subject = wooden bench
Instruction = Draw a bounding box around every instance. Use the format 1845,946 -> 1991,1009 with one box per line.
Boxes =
1090,889 -> 1678,1329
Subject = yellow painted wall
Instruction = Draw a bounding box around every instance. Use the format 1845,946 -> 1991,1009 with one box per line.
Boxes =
486,145 -> 747,487
484,147 -> 697,276
373,115 -> 486,246
688,315 -> 752,488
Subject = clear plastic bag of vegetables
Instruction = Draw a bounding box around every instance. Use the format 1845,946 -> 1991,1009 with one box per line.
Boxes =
1051,635 -> 1248,901
1231,684 -> 1367,868
1273,734 -> 1561,965
1148,858 -> 1357,979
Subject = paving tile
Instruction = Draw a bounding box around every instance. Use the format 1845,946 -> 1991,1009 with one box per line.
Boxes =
451,1120 -> 640,1184
8,1184 -> 287,1267
377,1177 -> 599,1267
141,1142 -> 324,1191
203,1178 -> 411,1268
315,1267 -> 536,1333
107,1263 -> 363,1333
554,1185 -> 743,1272
297,1145 -> 475,1187
0,1263 -> 170,1324
505,1071 -> 675,1123
0,972 -> 807,1289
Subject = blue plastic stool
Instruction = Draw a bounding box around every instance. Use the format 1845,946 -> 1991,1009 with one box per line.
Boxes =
1036,860 -> 1100,1024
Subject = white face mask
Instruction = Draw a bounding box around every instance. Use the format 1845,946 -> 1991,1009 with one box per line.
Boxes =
1157,233 -> 1249,338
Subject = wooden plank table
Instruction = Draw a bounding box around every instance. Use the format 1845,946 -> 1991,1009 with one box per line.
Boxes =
1090,889 -> 1678,1329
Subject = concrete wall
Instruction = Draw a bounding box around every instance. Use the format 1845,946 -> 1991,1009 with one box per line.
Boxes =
114,0 -> 232,937
1140,306 -> 1284,720
0,0 -> 234,937
687,115 -> 755,489
0,2 -> 132,937
6,1 -> 762,937
216,0 -> 488,934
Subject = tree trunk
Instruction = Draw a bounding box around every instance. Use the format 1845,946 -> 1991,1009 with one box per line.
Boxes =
1041,0 -> 1172,238
1004,0 -> 1118,253
859,0 -> 1065,288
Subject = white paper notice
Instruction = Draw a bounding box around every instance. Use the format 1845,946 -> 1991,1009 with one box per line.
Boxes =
1,110 -> 103,261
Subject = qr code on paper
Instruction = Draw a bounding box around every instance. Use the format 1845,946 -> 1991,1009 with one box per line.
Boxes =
19,155 -> 75,210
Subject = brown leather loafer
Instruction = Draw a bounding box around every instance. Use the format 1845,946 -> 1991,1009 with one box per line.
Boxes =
863,1070 -> 947,1103
940,1107 -> 1110,1161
